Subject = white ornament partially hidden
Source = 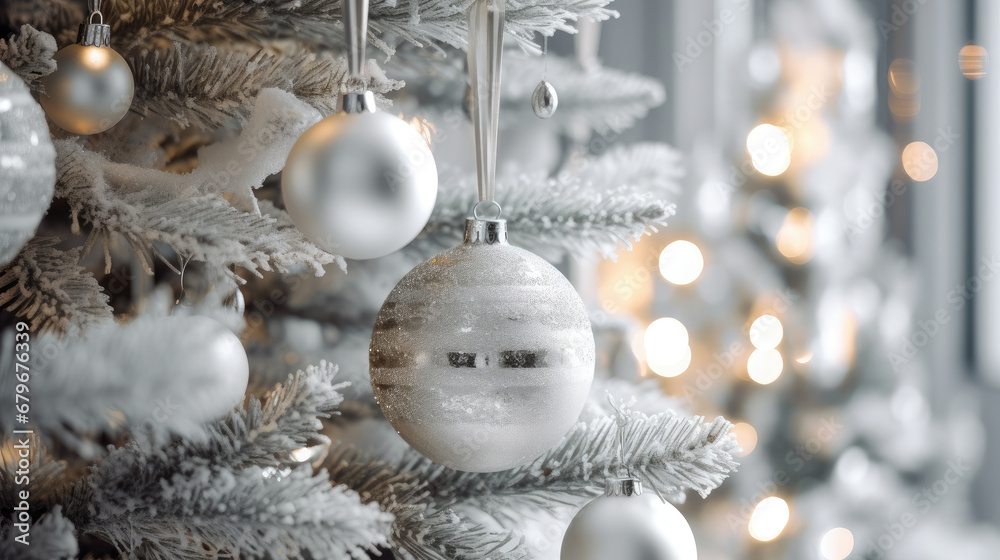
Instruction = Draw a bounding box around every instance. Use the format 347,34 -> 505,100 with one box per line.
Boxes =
561,479 -> 697,560
162,315 -> 250,416
369,218 -> 595,472
0,61 -> 56,267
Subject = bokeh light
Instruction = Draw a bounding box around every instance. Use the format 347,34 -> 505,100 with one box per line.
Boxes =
750,314 -> 784,349
820,527 -> 855,560
747,124 -> 792,176
776,207 -> 814,264
901,141 -> 938,182
644,318 -> 690,374
659,240 -> 705,285
732,422 -> 758,457
748,497 -> 790,542
888,58 -> 920,120
648,344 -> 692,378
959,44 -> 988,80
748,348 -> 783,385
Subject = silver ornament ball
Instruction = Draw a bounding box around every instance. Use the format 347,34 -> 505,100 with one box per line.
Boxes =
39,43 -> 134,135
282,96 -> 438,260
532,80 -> 559,119
561,480 -> 697,560
369,217 -> 595,472
161,315 -> 249,417
0,62 -> 56,267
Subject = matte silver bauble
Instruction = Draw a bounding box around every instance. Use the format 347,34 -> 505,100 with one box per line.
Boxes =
0,61 -> 56,266
162,315 -> 249,417
282,97 -> 438,260
531,80 -> 558,119
39,43 -> 134,135
561,479 -> 697,560
370,217 -> 595,472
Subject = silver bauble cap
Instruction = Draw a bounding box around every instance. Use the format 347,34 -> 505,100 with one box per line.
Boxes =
605,477 -> 643,497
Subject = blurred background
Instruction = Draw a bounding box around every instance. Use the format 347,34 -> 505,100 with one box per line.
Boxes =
542,0 -> 1000,558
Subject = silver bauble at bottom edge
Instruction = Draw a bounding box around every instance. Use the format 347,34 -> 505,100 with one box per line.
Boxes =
369,218 -> 595,472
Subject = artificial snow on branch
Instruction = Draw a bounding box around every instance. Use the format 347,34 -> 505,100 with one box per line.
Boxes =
54,138 -> 340,281
130,44 -> 402,130
0,24 -> 57,87
101,0 -> 617,56
326,447 -> 531,560
0,238 -> 113,335
80,453 -> 389,560
397,412 -> 739,516
423,143 -> 683,259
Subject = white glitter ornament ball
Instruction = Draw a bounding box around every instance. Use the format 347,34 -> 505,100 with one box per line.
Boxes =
0,62 -> 56,267
282,93 -> 438,260
561,479 -> 697,560
369,218 -> 595,472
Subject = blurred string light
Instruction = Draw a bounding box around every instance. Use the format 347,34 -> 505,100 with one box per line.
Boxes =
901,141 -> 938,182
795,351 -> 813,364
776,207 -> 814,264
748,348 -> 783,385
644,317 -> 692,377
888,58 -> 920,120
820,527 -> 855,560
959,44 -> 988,80
749,314 -> 784,349
748,497 -> 790,542
659,240 -> 704,285
747,124 -> 792,176
731,422 -> 758,457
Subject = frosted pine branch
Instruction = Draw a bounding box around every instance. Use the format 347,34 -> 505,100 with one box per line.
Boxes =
174,362 -> 347,469
54,139 -> 340,281
391,412 -> 738,516
422,143 -> 683,259
103,0 -> 616,55
0,506 -> 77,560
80,451 -> 390,560
326,447 -> 530,560
129,44 -> 402,130
0,25 -> 57,87
0,238 -> 112,335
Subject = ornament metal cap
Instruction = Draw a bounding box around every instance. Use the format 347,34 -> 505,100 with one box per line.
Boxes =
605,477 -> 643,497
339,91 -> 377,114
465,216 -> 507,245
78,0 -> 111,47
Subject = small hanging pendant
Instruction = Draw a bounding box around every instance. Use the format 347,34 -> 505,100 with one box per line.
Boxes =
532,80 -> 558,119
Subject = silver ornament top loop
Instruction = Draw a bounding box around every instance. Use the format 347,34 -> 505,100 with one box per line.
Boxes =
467,0 -> 505,205
464,216 -> 507,245
472,200 -> 502,221
79,0 -> 111,46
605,477 -> 643,497
343,0 -> 370,79
339,91 -> 376,114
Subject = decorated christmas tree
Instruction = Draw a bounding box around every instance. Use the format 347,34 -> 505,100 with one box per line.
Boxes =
0,0 -> 740,558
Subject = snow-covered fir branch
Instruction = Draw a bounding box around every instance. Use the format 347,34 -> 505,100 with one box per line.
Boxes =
101,0 -> 617,55
384,412 -> 738,516
422,143 -> 683,259
326,446 -> 531,560
0,24 -> 56,87
0,238 -> 112,334
54,138 -> 339,281
80,454 -> 389,560
130,45 -> 402,130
